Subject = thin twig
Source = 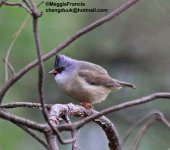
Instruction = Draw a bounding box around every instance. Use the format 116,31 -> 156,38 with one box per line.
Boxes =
15,123 -> 48,149
4,15 -> 30,81
22,0 -> 32,12
130,112 -> 170,150
0,0 -> 140,103
122,110 -> 170,150
0,102 -> 51,109
129,119 -> 155,150
122,110 -> 162,146
2,0 -> 44,82
0,0 -> 22,7
31,1 -> 75,145
3,58 -> 15,76
63,115 -> 80,150
0,0 -> 31,13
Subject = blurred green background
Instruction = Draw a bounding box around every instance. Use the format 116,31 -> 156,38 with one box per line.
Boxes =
0,0 -> 170,149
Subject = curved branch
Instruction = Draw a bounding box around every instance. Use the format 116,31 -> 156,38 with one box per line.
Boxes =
128,111 -> 170,150
49,104 -> 120,150
74,92 -> 170,129
57,92 -> 170,132
94,116 -> 120,150
0,0 -> 140,102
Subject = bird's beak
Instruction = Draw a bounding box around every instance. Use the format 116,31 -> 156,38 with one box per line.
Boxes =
49,70 -> 58,75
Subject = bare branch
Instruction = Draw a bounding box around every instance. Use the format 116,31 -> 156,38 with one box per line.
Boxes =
71,92 -> 170,130
0,0 -> 22,7
0,0 -> 140,102
0,109 -> 46,132
122,110 -> 159,146
49,104 -> 120,150
63,115 -> 80,150
94,115 -> 120,150
0,0 -> 31,13
55,93 -> 170,137
4,15 -> 30,81
129,119 -> 155,150
0,102 -> 51,109
30,1 -> 75,145
3,58 -> 15,77
45,130 -> 59,150
71,129 -> 80,150
16,124 -> 48,149
122,110 -> 170,150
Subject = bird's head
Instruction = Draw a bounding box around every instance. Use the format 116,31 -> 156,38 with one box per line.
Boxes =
49,55 -> 75,76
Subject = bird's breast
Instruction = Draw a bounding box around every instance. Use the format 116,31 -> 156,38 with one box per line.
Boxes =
55,72 -> 111,104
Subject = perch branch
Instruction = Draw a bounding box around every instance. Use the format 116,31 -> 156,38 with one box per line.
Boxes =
0,92 -> 169,149
0,0 -> 140,103
73,92 -> 170,129
49,104 -> 120,150
56,93 -> 170,131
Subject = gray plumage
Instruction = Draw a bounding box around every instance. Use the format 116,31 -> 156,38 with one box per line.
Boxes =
50,55 -> 135,104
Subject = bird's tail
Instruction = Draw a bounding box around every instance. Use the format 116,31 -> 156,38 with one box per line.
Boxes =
117,80 -> 136,89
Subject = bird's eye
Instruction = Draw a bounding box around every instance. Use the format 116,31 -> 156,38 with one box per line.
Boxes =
55,66 -> 65,73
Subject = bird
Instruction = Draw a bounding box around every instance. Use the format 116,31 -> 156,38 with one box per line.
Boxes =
49,55 -> 135,109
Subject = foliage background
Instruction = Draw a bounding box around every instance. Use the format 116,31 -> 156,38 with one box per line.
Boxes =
0,0 -> 170,149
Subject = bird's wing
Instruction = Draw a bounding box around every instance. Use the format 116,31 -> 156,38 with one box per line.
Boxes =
78,70 -> 120,88
78,61 -> 108,74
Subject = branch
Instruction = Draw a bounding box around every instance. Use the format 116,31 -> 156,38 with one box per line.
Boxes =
0,0 -> 140,102
0,109 -> 46,132
122,110 -> 166,145
31,0 -> 75,145
74,92 -> 170,129
15,124 -> 48,149
94,115 -> 120,150
45,130 -> 59,150
57,92 -> 170,131
0,0 -> 31,13
49,104 -> 120,150
4,15 -> 30,81
0,102 -> 51,110
3,58 -> 16,77
128,110 -> 170,150
129,119 -> 154,150
0,0 -> 22,7
62,115 -> 80,150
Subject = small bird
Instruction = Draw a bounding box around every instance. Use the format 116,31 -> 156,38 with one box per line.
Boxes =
49,55 -> 135,109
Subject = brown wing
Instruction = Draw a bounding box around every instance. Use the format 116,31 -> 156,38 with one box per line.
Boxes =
78,70 -> 121,88
78,61 -> 108,74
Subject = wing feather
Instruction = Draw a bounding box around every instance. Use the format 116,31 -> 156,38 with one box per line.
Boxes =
78,70 -> 120,88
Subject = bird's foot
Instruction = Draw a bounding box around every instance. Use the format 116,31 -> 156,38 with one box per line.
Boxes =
81,101 -> 94,110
